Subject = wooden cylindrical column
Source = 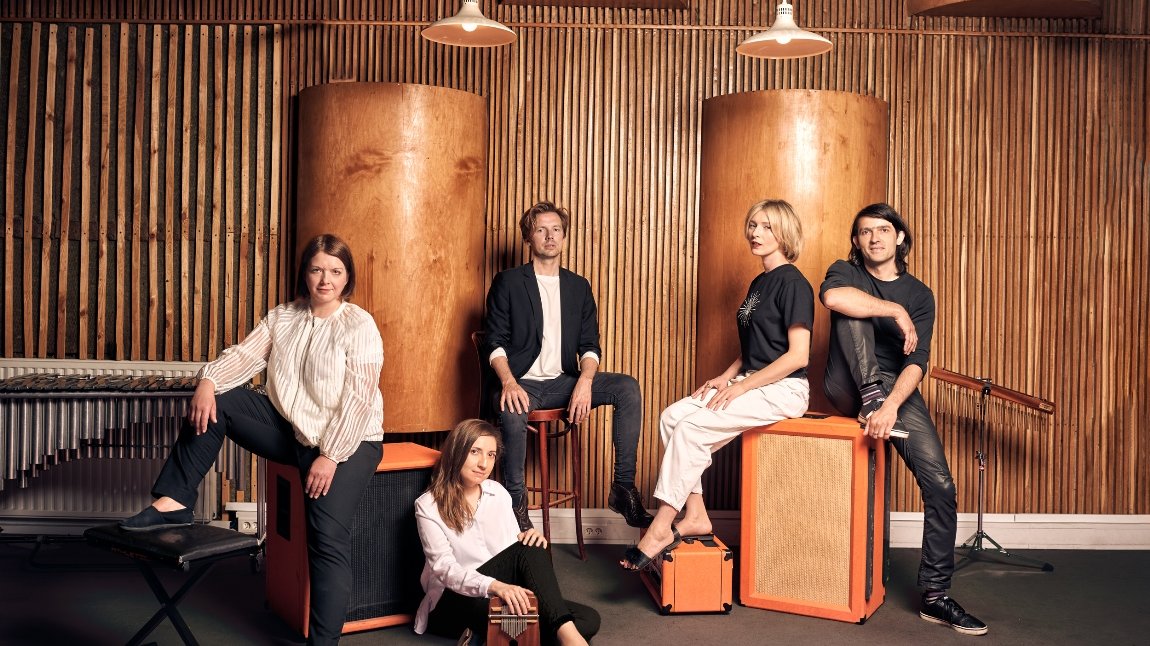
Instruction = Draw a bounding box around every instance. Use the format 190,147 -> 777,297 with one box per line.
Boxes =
698,90 -> 889,414
296,82 -> 487,433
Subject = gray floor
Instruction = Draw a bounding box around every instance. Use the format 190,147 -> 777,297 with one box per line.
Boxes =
1,536 -> 1147,645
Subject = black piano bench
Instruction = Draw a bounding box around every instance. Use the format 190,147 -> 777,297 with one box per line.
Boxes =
84,523 -> 261,646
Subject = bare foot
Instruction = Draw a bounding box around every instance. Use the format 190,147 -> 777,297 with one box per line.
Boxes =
674,517 -> 713,537
152,497 -> 187,513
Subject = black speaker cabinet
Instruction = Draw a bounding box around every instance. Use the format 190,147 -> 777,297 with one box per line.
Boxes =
266,442 -> 440,636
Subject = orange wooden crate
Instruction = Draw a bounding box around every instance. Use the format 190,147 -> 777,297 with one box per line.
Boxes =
739,414 -> 887,623
265,441 -> 440,637
640,534 -> 734,614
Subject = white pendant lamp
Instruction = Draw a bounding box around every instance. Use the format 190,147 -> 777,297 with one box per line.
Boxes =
737,0 -> 832,59
422,0 -> 516,48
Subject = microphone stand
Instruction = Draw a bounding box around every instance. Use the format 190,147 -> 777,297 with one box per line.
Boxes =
930,367 -> 1055,573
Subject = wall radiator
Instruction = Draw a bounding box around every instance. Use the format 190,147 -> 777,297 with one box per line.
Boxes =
0,359 -> 255,534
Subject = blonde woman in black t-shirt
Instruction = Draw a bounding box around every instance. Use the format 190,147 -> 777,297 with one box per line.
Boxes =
620,199 -> 814,571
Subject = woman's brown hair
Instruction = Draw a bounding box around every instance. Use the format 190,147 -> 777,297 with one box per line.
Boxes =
294,233 -> 356,301
428,419 -> 503,533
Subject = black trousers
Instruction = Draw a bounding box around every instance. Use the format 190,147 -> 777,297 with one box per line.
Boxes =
426,542 -> 600,645
823,315 -> 959,592
152,387 -> 382,646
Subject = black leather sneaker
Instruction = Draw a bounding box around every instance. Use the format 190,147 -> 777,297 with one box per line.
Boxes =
119,506 -> 194,532
608,483 -> 654,528
920,595 -> 989,636
512,497 -> 533,532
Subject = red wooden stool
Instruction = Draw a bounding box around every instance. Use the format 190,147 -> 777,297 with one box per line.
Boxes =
471,331 -> 586,560
525,407 -> 585,560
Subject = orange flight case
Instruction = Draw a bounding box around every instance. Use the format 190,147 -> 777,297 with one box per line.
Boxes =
739,414 -> 887,623
640,534 -> 734,614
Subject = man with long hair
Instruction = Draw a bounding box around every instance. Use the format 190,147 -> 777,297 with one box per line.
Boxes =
820,203 -> 987,636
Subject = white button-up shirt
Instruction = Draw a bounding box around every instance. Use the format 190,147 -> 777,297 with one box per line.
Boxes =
413,479 -> 521,634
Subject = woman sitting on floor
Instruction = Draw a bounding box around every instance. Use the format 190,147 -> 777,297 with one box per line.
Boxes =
414,419 -> 599,645
621,199 -> 814,570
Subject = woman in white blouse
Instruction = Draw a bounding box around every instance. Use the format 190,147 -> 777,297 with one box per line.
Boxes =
414,419 -> 599,646
120,234 -> 385,646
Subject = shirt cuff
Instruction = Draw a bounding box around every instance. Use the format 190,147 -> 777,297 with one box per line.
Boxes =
478,575 -> 497,598
488,347 -> 508,364
580,351 -> 600,365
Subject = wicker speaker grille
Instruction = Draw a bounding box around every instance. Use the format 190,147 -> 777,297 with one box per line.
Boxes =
753,433 -> 852,606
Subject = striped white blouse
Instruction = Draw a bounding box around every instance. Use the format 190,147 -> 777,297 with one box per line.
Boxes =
199,300 -> 384,463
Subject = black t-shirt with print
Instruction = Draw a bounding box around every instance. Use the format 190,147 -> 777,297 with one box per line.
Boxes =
737,263 -> 815,379
819,259 -> 935,375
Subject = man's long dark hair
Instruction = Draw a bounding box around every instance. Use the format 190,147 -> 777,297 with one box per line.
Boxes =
848,203 -> 913,275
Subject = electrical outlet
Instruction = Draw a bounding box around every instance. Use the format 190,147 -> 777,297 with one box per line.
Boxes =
582,526 -> 607,538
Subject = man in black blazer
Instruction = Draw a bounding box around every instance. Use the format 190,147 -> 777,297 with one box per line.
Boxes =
482,201 -> 653,530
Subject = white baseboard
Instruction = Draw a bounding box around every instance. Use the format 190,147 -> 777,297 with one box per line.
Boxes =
889,512 -> 1150,550
534,509 -> 1150,550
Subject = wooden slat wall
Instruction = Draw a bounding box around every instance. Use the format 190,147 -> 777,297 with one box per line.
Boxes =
1,1 -> 1146,516
0,22 -> 282,361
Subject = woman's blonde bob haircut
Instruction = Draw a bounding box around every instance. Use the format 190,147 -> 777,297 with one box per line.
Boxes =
744,199 -> 803,263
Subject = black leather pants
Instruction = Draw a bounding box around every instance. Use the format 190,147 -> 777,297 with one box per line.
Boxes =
824,315 -> 958,591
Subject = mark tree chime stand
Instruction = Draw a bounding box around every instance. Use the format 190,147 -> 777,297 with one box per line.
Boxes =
931,367 -> 1055,572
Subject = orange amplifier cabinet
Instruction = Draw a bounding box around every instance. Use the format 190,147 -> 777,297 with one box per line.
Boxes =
739,414 -> 887,623
266,441 -> 440,637
640,534 -> 734,614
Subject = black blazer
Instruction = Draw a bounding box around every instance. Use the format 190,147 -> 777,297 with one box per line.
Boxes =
482,263 -> 602,380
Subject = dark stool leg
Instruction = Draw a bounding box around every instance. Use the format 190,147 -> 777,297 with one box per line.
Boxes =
537,420 -> 552,545
571,421 -> 586,560
127,561 -> 215,646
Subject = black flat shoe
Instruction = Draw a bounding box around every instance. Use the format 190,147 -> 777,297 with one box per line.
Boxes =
119,506 -> 193,532
608,483 -> 654,528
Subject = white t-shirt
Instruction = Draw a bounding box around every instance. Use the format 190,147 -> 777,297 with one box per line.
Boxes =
522,275 -> 564,380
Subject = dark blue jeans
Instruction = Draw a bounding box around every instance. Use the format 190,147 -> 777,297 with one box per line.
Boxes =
824,315 -> 958,592
152,387 -> 382,646
495,371 -> 642,506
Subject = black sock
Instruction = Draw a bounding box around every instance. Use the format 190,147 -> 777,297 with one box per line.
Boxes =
923,590 -> 946,603
860,381 -> 885,405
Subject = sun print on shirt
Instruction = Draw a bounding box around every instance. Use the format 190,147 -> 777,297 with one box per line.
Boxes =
738,292 -> 760,327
